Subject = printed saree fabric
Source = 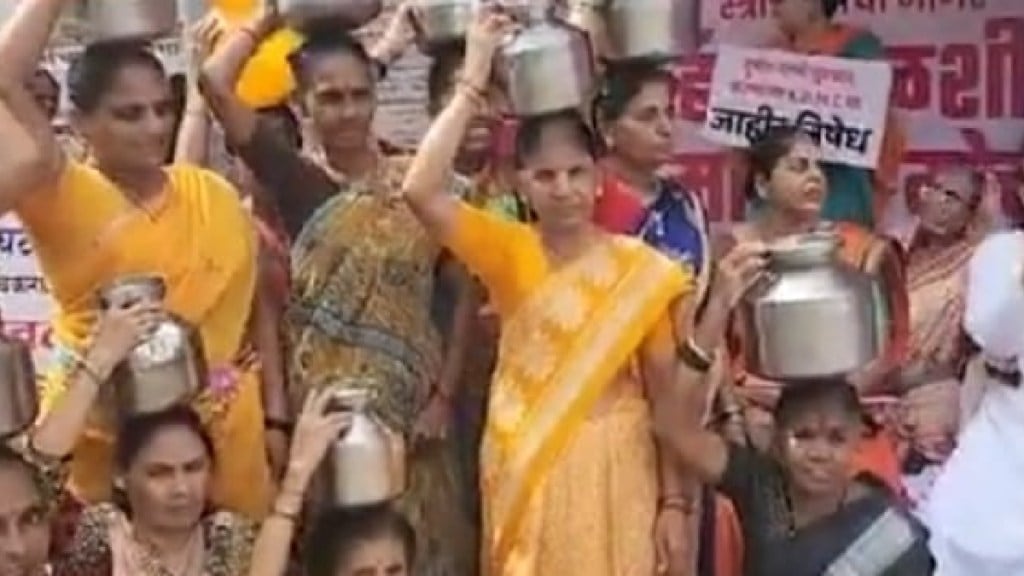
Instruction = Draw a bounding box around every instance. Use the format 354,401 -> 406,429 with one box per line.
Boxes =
16,160 -> 270,518
442,203 -> 691,575
286,155 -> 473,576
593,170 -> 712,298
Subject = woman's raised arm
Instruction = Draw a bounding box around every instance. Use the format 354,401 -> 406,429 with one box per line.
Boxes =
246,389 -> 352,576
0,0 -> 65,85
31,302 -> 161,459
401,7 -> 515,239
0,81 -> 62,213
0,0 -> 68,209
198,9 -> 275,149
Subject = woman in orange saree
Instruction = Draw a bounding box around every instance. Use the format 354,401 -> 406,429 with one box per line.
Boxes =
401,10 -> 695,574
0,0 -> 270,518
771,0 -> 906,228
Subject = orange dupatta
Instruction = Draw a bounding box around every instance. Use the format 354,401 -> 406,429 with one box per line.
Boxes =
481,236 -> 690,574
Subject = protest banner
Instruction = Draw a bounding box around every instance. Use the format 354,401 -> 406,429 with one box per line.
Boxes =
678,0 -> 1023,225
702,46 -> 893,168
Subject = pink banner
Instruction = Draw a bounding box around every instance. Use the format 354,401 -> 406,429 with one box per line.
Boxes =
671,0 -> 1024,225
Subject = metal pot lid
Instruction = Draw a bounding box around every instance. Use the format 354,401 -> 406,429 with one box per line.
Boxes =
964,231 -> 1024,359
99,275 -> 167,307
765,230 -> 840,267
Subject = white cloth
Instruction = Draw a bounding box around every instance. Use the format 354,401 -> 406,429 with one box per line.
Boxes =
926,361 -> 1024,575
962,231 -> 1024,357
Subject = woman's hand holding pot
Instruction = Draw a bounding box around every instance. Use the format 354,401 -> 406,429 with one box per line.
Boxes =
277,388 -> 353,509
462,4 -> 519,92
85,301 -> 163,382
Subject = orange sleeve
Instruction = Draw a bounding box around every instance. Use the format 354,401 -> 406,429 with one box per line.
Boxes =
15,161 -> 120,242
13,161 -> 121,293
443,201 -> 523,307
645,312 -> 678,358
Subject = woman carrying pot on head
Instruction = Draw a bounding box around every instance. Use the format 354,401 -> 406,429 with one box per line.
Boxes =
17,300 -> 255,576
246,397 -> 418,576
417,26 -> 527,534
402,8 -> 694,575
199,6 -> 474,575
654,374 -> 933,576
0,0 -> 271,518
680,125 -> 910,574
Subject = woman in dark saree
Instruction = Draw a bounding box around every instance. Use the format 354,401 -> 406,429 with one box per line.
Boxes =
655,375 -> 934,576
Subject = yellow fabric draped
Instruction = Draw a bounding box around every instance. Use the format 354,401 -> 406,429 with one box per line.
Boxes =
16,160 -> 271,518
443,203 -> 690,575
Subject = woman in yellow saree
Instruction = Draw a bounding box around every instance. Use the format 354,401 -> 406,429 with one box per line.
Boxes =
0,0 -> 270,518
402,10 -> 695,574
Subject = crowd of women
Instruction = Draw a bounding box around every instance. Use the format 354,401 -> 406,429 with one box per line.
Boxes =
0,0 -> 1021,575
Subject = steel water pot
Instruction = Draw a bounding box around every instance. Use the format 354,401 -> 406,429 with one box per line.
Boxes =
496,8 -> 595,117
321,387 -> 407,507
75,0 -> 178,42
98,276 -> 208,418
601,0 -> 697,60
0,335 -> 38,440
410,0 -> 475,53
278,0 -> 383,31
741,231 -> 883,380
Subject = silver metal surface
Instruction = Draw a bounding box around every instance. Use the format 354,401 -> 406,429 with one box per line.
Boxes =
497,18 -> 595,116
604,0 -> 697,60
98,276 -> 208,419
742,232 -> 883,380
0,337 -> 38,439
278,0 -> 383,30
321,386 -> 406,507
76,0 -> 178,42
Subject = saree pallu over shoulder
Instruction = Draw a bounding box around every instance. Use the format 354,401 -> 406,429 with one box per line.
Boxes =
24,162 -> 257,362
481,236 -> 691,574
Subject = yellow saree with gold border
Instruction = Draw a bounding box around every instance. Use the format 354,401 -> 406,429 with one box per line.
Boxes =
443,203 -> 690,575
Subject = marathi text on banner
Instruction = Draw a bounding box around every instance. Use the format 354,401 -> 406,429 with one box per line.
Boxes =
702,46 -> 894,168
